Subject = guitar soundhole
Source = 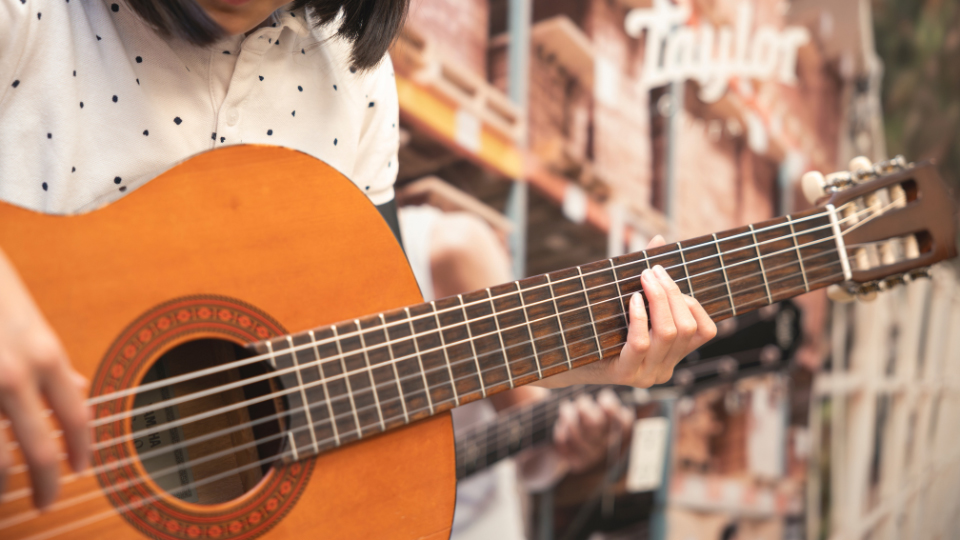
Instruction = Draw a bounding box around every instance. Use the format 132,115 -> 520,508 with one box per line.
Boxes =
93,296 -> 313,538
132,338 -> 287,505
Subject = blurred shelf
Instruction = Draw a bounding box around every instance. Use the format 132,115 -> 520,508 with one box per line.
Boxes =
391,27 -> 525,179
669,472 -> 802,519
492,15 -> 595,88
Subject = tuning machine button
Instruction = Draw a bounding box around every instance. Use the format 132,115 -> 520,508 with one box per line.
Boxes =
849,155 -> 873,173
827,284 -> 856,303
802,171 -> 827,204
882,274 -> 907,289
827,281 -> 894,303
874,155 -> 909,175
802,168 -> 861,204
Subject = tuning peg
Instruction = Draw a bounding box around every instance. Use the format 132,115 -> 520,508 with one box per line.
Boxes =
827,282 -> 887,303
827,284 -> 856,303
883,274 -> 907,289
848,156 -> 873,174
874,155 -> 909,174
857,282 -> 882,302
802,171 -> 827,204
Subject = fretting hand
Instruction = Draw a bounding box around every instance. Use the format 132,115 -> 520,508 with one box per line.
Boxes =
537,236 -> 717,389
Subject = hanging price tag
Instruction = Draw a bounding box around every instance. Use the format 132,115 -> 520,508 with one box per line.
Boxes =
455,109 -> 481,153
625,416 -> 669,492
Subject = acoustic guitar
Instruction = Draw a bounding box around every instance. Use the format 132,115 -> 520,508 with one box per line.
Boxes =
0,146 -> 955,540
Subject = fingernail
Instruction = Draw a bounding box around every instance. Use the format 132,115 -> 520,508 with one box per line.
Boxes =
630,292 -> 643,308
654,265 -> 669,280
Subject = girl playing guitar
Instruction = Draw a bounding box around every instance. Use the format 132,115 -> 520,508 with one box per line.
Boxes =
0,0 -> 716,512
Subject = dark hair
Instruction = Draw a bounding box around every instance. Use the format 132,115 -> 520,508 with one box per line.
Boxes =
125,0 -> 408,70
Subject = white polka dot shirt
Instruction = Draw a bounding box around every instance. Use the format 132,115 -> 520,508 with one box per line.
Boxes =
0,0 -> 400,214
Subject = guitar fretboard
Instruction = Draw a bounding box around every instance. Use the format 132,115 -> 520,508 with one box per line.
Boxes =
252,207 -> 844,462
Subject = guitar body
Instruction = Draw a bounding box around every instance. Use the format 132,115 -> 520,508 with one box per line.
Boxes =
0,146 -> 455,539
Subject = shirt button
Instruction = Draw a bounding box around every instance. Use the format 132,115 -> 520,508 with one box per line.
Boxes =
226,109 -> 240,126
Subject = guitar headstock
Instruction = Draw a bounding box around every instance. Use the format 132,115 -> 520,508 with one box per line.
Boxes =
801,156 -> 958,301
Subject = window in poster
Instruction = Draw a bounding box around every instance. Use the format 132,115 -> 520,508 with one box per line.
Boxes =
626,416 -> 669,492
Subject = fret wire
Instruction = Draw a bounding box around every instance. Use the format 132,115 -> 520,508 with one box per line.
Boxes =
380,314 -> 409,424
332,325 -> 363,438
678,244 -> 695,298
713,233 -> 738,316
459,294 -> 486,398
748,224 -> 773,304
432,301 -> 461,407
405,307 -> 435,415
495,418 -> 507,461
786,216 -> 811,292
286,335 -> 319,455
309,330 -> 340,447
546,274 -> 573,371
355,320 -> 386,432
516,281 -> 543,379
479,422 -> 491,469
577,266 -> 604,361
487,288 -> 515,389
642,250 -> 651,270
609,259 -> 628,318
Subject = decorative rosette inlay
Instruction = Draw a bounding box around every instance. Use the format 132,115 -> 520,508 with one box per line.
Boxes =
91,296 -> 313,540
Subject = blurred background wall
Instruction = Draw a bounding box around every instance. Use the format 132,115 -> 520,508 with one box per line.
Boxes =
389,0 -> 960,538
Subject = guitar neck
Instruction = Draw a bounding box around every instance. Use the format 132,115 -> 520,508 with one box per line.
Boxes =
255,206 -> 846,462
454,386 -> 595,479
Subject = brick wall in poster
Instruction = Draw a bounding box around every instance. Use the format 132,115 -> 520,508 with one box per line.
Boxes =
406,0 -> 490,77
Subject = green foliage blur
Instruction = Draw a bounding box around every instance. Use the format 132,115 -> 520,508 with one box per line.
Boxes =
873,0 -> 960,191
